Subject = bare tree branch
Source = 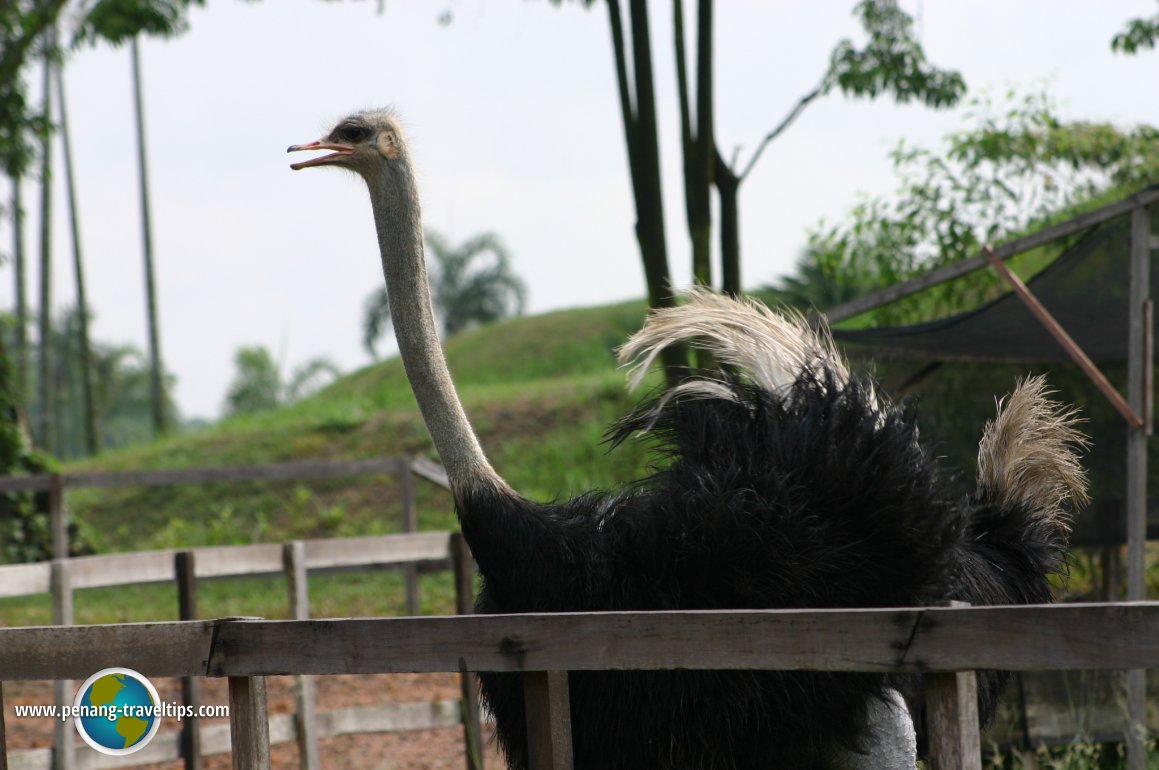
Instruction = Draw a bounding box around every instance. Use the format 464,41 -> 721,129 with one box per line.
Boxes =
738,77 -> 826,182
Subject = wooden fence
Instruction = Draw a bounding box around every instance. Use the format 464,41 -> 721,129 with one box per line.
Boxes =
0,456 -> 477,770
0,531 -> 482,770
1,602 -> 1157,770
1,457 -> 1153,768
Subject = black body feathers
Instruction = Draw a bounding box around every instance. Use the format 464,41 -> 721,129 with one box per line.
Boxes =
460,370 -> 1078,769
455,294 -> 1085,770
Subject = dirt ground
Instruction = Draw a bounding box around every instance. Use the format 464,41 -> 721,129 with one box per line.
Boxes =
4,673 -> 508,770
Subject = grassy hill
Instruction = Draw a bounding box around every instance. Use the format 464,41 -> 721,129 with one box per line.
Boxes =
65,299 -> 658,556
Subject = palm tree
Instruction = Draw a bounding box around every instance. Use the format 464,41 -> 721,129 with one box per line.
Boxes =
223,346 -> 340,417
362,230 -> 527,356
130,36 -> 167,437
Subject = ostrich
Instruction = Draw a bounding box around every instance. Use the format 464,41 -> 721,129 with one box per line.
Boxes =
288,109 -> 1088,770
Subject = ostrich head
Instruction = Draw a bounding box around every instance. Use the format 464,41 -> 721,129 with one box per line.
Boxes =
287,109 -> 408,179
288,109 -> 505,495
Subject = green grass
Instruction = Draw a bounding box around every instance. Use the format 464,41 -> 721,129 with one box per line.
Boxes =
54,299 -> 655,557
2,296 -> 1154,769
0,570 -> 458,627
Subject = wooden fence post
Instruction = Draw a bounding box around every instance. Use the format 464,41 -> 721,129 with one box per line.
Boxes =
228,676 -> 270,770
49,473 -> 65,560
283,542 -> 319,770
399,459 -> 419,615
523,671 -> 572,770
51,558 -> 73,770
176,551 -> 201,770
924,670 -> 982,770
451,533 -> 485,770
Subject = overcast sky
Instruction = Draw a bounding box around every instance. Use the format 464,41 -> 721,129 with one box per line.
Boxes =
4,0 -> 1158,420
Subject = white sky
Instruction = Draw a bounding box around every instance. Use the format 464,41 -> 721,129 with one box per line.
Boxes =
4,0 -> 1158,420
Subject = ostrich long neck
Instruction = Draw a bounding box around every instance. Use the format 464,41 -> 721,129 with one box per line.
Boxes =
368,164 -> 503,493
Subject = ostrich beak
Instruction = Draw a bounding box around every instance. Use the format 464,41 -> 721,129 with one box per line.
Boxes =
287,139 -> 355,170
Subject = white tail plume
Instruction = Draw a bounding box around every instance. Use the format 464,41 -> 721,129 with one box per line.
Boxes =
617,288 -> 850,399
977,375 -> 1090,524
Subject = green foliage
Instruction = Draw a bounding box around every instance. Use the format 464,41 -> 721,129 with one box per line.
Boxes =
76,0 -> 206,46
0,0 -> 201,175
773,91 -> 1159,324
2,308 -> 180,461
223,345 -> 340,418
826,0 -> 966,107
0,316 -> 89,563
363,230 -> 527,355
1112,2 -> 1159,55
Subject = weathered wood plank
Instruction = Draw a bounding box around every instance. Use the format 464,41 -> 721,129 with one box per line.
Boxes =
0,532 -> 454,600
0,561 -> 51,599
51,561 -> 74,770
452,533 -> 485,770
176,552 -> 201,770
63,457 -> 406,490
524,671 -> 573,770
0,621 -> 215,681
399,462 -> 419,615
69,551 -> 175,590
302,532 -> 451,571
205,603 -> 1159,677
315,701 -> 461,736
410,456 -> 450,489
925,671 -> 982,770
0,457 -> 430,494
1,682 -> 9,770
282,543 -> 318,770
49,475 -> 65,561
228,677 -> 270,770
0,474 -> 53,493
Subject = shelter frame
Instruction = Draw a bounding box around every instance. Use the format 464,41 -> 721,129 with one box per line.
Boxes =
824,187 -> 1158,769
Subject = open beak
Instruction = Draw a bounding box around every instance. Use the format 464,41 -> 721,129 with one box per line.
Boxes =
287,139 -> 355,170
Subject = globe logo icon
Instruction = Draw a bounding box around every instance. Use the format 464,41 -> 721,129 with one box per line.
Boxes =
73,668 -> 162,755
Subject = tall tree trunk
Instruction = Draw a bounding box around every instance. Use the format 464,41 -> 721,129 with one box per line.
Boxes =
54,63 -> 100,456
131,37 -> 167,435
673,0 -> 714,289
605,0 -> 685,386
35,29 -> 54,454
715,82 -> 823,297
11,176 -> 29,404
715,148 -> 740,295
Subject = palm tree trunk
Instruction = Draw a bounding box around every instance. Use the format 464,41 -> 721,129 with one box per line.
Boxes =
36,28 -> 55,453
55,62 -> 100,455
130,37 -> 167,436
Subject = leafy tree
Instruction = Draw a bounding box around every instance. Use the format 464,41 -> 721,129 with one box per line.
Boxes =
362,231 -> 527,356
555,0 -> 963,381
712,0 -> 964,295
1112,3 -> 1159,54
223,346 -> 340,417
770,91 -> 1159,323
1,0 -> 204,452
224,347 -> 280,416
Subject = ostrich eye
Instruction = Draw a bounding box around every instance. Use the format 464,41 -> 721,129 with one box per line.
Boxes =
335,123 -> 368,143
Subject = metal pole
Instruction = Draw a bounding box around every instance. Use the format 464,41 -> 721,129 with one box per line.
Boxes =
1124,206 -> 1152,770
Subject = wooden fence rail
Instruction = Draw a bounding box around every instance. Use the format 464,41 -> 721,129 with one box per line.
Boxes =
0,455 -> 463,770
1,603 -> 1158,770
